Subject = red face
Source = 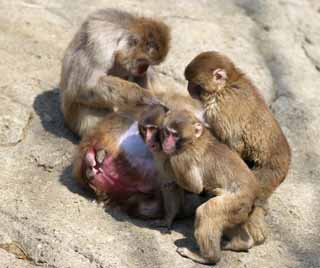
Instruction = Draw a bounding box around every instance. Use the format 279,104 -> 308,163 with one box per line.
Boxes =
161,128 -> 179,155
140,125 -> 161,152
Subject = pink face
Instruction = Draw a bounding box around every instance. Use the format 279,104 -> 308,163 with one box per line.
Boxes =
162,129 -> 178,155
142,126 -> 161,152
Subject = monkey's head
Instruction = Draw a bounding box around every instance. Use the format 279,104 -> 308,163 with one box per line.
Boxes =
116,18 -> 170,77
161,110 -> 203,155
184,51 -> 241,101
138,104 -> 169,153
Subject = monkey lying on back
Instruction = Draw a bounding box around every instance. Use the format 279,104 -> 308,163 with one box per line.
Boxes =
185,51 -> 291,245
73,102 -> 204,221
157,109 -> 259,264
60,8 -> 170,136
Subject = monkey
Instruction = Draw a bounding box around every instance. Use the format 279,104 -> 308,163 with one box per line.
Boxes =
184,51 -> 291,245
73,105 -> 205,221
159,110 -> 259,264
73,112 -> 163,219
60,8 -> 171,137
138,104 -> 205,230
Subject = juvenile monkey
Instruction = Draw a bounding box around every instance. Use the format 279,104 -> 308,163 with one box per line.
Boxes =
161,110 -> 259,264
60,8 -> 170,136
184,51 -> 291,244
138,104 -> 204,230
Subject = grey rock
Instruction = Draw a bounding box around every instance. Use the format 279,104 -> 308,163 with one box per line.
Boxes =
0,0 -> 319,267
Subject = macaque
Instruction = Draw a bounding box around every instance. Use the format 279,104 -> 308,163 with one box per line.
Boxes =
138,104 -> 204,230
184,51 -> 291,244
160,110 -> 259,264
60,8 -> 170,136
73,112 -> 163,219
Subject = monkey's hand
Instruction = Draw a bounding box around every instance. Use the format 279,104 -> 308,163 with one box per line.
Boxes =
99,76 -> 159,106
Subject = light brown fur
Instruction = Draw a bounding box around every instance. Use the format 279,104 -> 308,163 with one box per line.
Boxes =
161,110 -> 259,264
184,51 -> 291,245
138,104 -> 204,230
60,8 -> 170,137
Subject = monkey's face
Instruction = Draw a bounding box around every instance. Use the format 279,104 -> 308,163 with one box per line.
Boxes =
161,111 -> 203,155
186,68 -> 228,101
117,20 -> 170,77
138,104 -> 169,153
185,51 -> 232,101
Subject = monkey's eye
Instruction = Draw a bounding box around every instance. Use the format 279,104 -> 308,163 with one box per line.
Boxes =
146,41 -> 159,53
171,132 -> 179,139
128,36 -> 139,47
148,126 -> 158,131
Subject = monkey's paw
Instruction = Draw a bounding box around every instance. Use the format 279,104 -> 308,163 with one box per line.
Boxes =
249,223 -> 268,245
176,247 -> 191,258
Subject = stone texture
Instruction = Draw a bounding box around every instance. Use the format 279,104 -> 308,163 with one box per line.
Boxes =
0,0 -> 319,267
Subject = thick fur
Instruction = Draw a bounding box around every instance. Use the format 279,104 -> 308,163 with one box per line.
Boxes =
184,51 -> 291,244
60,8 -> 170,136
162,110 -> 259,264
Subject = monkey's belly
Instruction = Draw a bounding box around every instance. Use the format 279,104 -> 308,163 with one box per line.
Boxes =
85,149 -> 157,194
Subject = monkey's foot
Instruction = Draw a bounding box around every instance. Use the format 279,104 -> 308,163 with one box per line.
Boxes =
176,247 -> 215,264
247,221 -> 268,245
222,235 -> 253,252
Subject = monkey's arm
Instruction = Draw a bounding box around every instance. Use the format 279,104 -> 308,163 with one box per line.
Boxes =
76,75 -> 157,109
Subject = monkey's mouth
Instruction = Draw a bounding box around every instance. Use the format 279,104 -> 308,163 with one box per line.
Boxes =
162,145 -> 175,155
147,142 -> 161,153
133,64 -> 149,76
187,82 -> 202,99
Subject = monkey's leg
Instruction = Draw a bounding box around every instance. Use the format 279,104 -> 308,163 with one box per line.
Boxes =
150,182 -> 182,231
244,204 -> 268,245
222,224 -> 254,252
178,194 -> 254,264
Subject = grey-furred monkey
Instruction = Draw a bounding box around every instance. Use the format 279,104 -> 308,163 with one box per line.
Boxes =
60,8 -> 170,136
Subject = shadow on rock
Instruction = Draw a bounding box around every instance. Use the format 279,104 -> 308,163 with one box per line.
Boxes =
59,164 -> 95,200
59,164 -> 197,241
33,87 -> 78,144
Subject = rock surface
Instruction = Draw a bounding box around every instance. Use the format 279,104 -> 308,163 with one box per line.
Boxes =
0,0 -> 319,267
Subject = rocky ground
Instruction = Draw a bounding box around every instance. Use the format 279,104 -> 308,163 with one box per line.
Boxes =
0,0 -> 320,267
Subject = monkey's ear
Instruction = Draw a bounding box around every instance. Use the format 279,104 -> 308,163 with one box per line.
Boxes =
212,68 -> 227,83
194,122 -> 203,138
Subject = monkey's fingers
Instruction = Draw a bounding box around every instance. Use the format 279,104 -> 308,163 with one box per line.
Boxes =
85,148 -> 96,167
176,247 -> 213,264
96,149 -> 106,164
86,167 -> 97,181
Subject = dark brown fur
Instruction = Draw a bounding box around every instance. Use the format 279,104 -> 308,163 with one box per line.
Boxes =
184,51 -> 291,244
60,8 -> 170,136
161,110 -> 259,264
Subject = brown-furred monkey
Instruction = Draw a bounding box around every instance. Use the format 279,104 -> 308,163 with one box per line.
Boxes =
185,51 -> 291,245
60,8 -> 170,137
138,104 -> 205,230
160,110 -> 259,264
